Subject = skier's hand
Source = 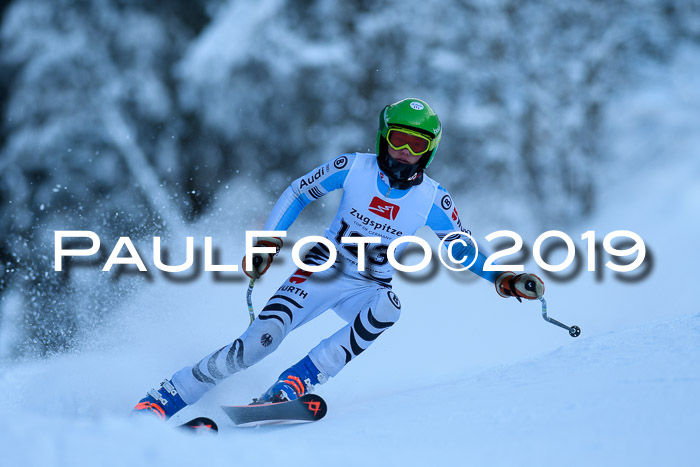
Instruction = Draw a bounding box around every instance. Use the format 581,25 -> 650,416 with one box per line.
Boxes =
242,237 -> 284,279
495,271 -> 545,302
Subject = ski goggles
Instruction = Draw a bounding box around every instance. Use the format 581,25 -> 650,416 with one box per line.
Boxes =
386,127 -> 435,156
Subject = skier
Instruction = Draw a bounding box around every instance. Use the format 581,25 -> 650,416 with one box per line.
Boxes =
134,98 -> 545,420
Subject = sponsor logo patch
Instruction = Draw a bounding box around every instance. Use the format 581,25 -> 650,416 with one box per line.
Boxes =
290,268 -> 313,284
299,167 -> 326,189
368,196 -> 400,220
441,194 -> 452,210
333,155 -> 348,170
261,333 -> 273,347
348,210 -> 403,237
387,290 -> 401,309
279,285 -> 308,299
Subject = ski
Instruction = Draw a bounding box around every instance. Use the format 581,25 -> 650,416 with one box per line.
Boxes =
178,394 -> 327,432
222,394 -> 327,426
179,417 -> 219,434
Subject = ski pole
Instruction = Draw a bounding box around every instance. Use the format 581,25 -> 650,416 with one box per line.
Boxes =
539,297 -> 580,337
246,278 -> 256,325
246,255 -> 264,326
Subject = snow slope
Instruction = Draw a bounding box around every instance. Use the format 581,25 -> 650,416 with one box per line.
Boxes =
1,41 -> 699,467
1,312 -> 698,466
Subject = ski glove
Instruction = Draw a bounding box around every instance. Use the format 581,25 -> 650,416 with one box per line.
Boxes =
495,271 -> 545,302
242,237 -> 284,279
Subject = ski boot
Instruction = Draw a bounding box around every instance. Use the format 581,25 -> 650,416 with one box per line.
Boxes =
133,379 -> 187,421
254,356 -> 325,404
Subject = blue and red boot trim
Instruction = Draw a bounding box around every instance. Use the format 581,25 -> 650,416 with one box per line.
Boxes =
256,355 -> 325,403
133,379 -> 187,420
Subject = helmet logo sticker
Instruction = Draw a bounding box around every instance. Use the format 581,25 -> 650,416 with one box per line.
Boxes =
410,101 -> 424,110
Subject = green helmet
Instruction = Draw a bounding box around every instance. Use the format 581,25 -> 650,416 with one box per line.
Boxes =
376,98 -> 442,169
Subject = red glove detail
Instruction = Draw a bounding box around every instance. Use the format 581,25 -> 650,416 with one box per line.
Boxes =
242,237 -> 283,279
495,271 -> 545,302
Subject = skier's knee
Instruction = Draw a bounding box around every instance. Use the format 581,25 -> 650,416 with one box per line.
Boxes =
372,289 -> 402,326
240,317 -> 286,365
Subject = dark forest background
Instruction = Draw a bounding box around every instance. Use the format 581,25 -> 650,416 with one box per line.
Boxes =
1,0 -> 698,358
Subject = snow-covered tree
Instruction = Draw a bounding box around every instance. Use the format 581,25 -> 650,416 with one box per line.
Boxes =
1,0 -> 698,357
0,0 -> 211,356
